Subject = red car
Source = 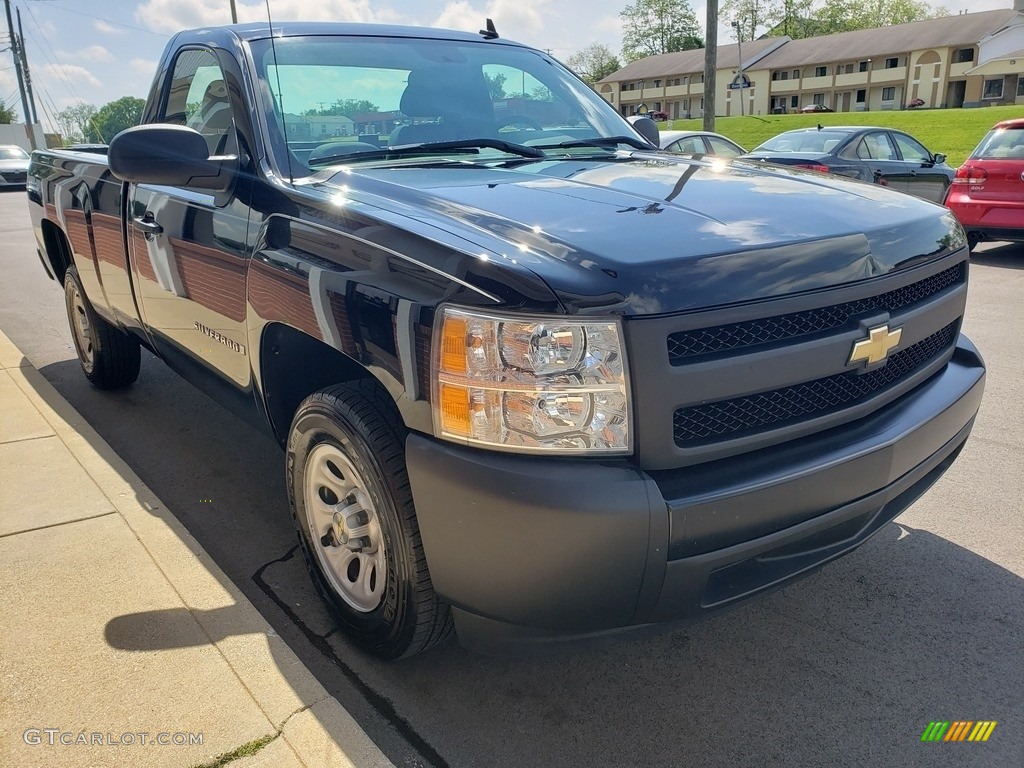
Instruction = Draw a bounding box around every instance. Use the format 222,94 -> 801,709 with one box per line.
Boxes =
944,117 -> 1024,251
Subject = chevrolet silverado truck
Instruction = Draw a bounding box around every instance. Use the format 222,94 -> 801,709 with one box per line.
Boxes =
27,22 -> 985,658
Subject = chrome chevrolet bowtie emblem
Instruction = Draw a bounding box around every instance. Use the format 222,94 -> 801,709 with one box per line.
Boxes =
849,324 -> 902,366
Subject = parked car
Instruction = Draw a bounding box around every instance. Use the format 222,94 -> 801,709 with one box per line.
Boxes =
799,104 -> 834,113
743,126 -> 954,203
0,145 -> 30,188
906,98 -> 926,109
659,130 -> 745,157
944,117 -> 1024,251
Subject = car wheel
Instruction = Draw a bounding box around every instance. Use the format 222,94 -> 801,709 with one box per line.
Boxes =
63,265 -> 141,389
287,380 -> 453,659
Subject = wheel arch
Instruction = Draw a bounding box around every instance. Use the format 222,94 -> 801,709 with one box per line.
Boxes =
258,322 -> 383,444
40,219 -> 74,284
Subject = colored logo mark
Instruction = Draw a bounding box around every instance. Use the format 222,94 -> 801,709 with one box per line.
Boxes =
921,721 -> 997,742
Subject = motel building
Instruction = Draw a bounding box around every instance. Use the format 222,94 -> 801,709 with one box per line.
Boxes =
598,5 -> 1024,118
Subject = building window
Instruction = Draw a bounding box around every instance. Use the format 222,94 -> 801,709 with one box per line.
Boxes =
681,76 -> 688,85
984,78 -> 1004,99
954,48 -> 975,63
885,57 -> 899,68
856,89 -> 866,102
654,79 -> 661,87
859,60 -> 869,72
628,83 -> 635,90
815,66 -> 827,77
1018,79 -> 1024,97
792,69 -> 800,79
813,93 -> 825,105
790,95 -> 798,108
882,87 -> 895,101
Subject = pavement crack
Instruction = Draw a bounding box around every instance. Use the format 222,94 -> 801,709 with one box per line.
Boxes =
190,732 -> 278,768
253,549 -> 450,768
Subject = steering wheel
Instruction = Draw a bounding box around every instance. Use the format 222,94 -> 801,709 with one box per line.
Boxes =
496,115 -> 544,132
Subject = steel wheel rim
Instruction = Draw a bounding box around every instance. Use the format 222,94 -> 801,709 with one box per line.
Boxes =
302,443 -> 386,613
70,285 -> 95,370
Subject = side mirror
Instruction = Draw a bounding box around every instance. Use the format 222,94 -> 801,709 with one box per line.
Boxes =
626,115 -> 660,147
933,152 -> 946,165
108,124 -> 236,190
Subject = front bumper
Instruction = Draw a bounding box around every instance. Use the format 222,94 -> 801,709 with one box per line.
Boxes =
406,335 -> 985,654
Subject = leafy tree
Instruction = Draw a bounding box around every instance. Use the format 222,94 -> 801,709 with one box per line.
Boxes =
86,97 -> 145,143
0,99 -> 15,124
762,0 -> 948,39
620,0 -> 704,62
484,72 -> 507,100
566,43 -> 622,85
306,99 -> 380,118
54,103 -> 97,143
720,0 -> 780,41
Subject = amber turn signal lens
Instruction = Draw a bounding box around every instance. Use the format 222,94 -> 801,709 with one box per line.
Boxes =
440,315 -> 468,374
439,383 -> 471,435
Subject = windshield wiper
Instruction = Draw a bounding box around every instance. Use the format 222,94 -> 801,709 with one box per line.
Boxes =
530,135 -> 654,152
308,138 -> 544,166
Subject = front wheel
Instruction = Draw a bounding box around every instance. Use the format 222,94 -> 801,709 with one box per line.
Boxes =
286,381 -> 453,659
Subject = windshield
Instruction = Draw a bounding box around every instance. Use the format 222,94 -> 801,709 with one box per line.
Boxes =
249,35 -> 644,175
0,146 -> 29,160
754,131 -> 852,153
972,127 -> 1024,159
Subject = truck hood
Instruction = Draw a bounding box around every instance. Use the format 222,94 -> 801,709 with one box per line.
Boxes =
314,154 -> 963,315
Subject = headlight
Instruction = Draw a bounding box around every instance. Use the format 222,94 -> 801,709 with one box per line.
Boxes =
431,307 -> 631,455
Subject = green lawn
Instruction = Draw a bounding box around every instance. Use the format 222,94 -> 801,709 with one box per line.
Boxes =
660,105 -> 1024,166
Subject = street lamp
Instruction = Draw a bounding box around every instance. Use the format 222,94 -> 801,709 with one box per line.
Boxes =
732,20 -> 745,117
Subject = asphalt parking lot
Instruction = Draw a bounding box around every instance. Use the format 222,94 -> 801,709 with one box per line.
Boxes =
1,187 -> 1021,767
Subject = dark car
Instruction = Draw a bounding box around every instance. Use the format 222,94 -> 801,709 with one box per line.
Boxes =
944,117 -> 1024,250
743,126 -> 954,203
799,104 -> 833,113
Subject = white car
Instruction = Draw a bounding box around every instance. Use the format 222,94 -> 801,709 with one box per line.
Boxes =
659,131 -> 745,157
0,145 -> 30,188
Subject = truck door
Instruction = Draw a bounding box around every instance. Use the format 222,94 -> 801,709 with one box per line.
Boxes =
126,47 -> 254,391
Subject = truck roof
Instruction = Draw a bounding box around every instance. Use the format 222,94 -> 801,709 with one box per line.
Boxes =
176,21 -> 529,48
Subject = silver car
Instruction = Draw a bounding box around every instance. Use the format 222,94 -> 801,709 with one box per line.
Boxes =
0,145 -> 30,188
659,130 -> 745,157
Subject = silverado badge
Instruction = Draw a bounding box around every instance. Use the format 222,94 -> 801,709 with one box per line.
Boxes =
849,324 -> 902,366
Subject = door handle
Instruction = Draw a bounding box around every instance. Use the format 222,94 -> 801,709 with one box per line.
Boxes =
132,214 -> 163,237
909,170 -> 917,176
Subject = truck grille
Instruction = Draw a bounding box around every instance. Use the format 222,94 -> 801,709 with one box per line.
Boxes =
673,321 -> 958,446
667,263 -> 964,363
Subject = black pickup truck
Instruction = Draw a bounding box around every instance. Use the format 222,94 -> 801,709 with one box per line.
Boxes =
27,22 -> 985,658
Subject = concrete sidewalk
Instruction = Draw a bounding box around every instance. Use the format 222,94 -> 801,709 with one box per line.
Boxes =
0,330 -> 392,768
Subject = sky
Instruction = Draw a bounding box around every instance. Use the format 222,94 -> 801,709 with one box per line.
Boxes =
0,0 -> 1014,131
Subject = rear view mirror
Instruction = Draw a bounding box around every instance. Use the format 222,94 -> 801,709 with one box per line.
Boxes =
108,124 -> 236,190
933,152 -> 946,165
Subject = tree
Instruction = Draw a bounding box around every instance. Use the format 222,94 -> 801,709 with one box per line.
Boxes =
86,97 -> 145,143
720,0 -> 778,41
764,0 -> 948,39
0,100 -> 15,124
620,0 -> 704,62
566,43 -> 622,85
54,103 -> 97,144
306,99 -> 380,118
484,72 -> 507,100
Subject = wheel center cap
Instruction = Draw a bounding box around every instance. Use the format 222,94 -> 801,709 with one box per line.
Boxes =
331,511 -> 349,545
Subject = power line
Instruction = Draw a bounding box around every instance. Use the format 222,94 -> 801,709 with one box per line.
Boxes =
23,2 -> 169,38
22,2 -> 85,104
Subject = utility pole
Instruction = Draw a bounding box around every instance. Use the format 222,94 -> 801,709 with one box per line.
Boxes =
17,8 -> 39,125
229,0 -> 238,23
703,0 -> 717,131
732,20 -> 745,117
3,0 -> 33,143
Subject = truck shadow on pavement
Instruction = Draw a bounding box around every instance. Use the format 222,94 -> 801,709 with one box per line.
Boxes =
40,358 -> 1023,768
970,242 -> 1024,270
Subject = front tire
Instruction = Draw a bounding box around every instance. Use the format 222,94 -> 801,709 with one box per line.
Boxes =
63,265 -> 141,389
286,381 -> 453,659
